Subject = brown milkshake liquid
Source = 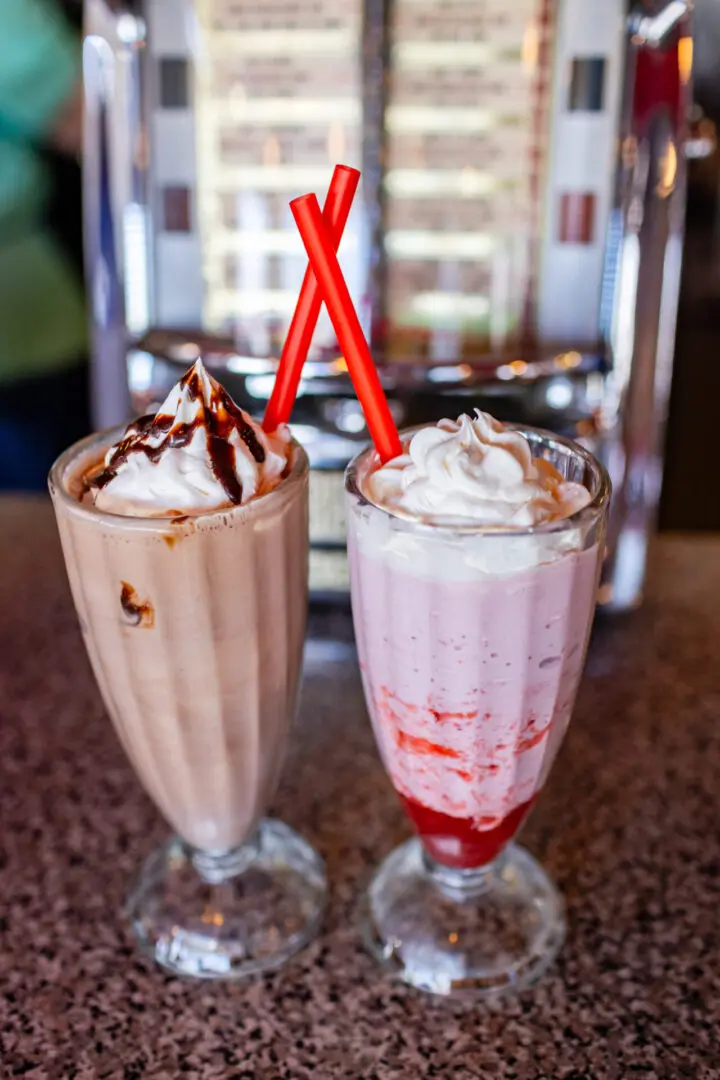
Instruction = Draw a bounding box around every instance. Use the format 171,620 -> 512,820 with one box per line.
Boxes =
49,362 -> 308,853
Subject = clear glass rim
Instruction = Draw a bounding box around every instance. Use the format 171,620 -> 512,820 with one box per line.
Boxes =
344,422 -> 611,538
48,424 -> 309,529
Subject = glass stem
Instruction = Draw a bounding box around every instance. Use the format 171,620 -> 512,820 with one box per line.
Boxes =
423,848 -> 502,899
191,833 -> 261,884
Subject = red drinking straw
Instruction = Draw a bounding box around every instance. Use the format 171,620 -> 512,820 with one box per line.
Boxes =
262,164 -> 361,432
290,193 -> 403,464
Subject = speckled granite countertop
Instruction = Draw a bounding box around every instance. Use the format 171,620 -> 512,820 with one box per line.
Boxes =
0,497 -> 718,1079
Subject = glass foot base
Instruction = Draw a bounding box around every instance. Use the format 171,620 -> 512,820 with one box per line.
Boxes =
361,838 -> 565,999
126,819 -> 326,980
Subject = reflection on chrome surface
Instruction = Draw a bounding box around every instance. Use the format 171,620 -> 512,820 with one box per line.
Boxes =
85,0 -> 691,610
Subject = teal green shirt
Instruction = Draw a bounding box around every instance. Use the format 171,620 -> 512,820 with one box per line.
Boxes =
0,0 -> 87,384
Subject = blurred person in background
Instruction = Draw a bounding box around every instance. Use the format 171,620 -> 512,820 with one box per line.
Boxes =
0,0 -> 88,491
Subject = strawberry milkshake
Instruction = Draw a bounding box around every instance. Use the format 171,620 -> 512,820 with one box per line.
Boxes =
346,412 -> 610,996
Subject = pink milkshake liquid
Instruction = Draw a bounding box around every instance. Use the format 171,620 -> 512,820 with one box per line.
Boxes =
351,543 -> 599,869
346,423 -> 610,997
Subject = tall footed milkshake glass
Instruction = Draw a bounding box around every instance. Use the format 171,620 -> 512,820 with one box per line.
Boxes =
48,361 -> 326,979
346,418 -> 610,999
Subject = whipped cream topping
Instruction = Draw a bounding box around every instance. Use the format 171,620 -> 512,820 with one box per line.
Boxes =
90,360 -> 290,516
363,411 -> 591,527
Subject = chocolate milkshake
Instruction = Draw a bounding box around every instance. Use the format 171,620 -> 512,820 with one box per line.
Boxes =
49,360 -> 326,979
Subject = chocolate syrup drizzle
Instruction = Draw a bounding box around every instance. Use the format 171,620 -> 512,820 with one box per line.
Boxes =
120,582 -> 155,628
91,365 -> 266,505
